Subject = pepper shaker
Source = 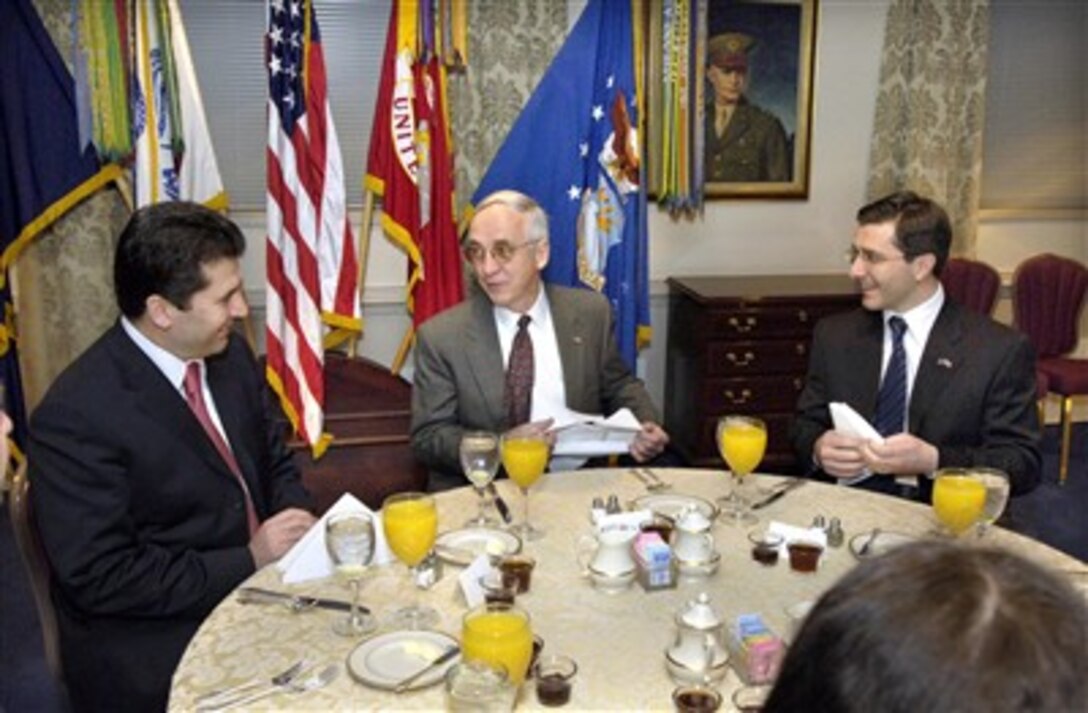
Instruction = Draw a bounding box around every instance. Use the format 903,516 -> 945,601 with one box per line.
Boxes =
826,518 -> 844,548
606,494 -> 622,515
811,514 -> 827,531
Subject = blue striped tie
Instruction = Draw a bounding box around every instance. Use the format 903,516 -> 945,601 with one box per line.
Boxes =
874,316 -> 908,437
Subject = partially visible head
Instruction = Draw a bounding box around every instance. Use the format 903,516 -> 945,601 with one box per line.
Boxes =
707,33 -> 753,105
464,190 -> 550,313
0,381 -> 10,466
849,191 -> 951,312
115,202 -> 248,359
765,540 -> 1088,713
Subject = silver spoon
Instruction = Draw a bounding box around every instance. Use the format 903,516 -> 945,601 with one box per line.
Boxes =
858,528 -> 882,557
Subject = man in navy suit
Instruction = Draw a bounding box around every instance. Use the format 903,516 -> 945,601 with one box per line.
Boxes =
29,202 -> 316,712
791,191 -> 1041,501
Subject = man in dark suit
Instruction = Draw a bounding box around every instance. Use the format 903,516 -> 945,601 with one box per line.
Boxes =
411,189 -> 669,490
28,202 -> 316,712
791,191 -> 1041,501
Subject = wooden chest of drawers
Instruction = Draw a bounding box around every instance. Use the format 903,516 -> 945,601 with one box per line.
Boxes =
665,275 -> 857,472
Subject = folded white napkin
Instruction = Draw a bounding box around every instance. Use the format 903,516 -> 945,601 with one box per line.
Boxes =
276,493 -> 393,584
768,521 -> 828,552
591,509 -> 653,533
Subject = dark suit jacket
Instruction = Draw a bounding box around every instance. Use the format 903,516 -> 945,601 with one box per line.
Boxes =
411,285 -> 659,486
28,324 -> 311,713
791,300 -> 1041,500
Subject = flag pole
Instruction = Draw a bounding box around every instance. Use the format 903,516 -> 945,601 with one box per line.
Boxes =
351,189 -> 376,358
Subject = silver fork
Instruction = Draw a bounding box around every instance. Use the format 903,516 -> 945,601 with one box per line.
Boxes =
639,468 -> 671,491
628,468 -> 658,492
195,659 -> 306,708
209,664 -> 339,710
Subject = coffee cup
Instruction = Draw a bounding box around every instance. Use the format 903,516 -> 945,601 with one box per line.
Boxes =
672,684 -> 722,712
787,540 -> 823,573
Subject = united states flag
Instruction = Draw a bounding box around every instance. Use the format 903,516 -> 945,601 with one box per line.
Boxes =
265,0 -> 360,456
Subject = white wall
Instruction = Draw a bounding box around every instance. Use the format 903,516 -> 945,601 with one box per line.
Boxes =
239,0 -> 1087,416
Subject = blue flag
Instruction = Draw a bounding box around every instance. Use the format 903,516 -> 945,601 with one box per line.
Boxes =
0,0 -> 120,453
471,0 -> 649,368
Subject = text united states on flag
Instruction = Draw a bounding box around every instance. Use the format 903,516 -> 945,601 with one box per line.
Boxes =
265,0 -> 360,457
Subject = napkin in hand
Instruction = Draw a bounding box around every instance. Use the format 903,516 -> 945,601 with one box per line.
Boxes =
276,493 -> 393,584
829,402 -> 883,443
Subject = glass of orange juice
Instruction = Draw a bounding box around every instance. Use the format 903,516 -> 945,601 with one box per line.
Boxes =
716,415 -> 767,526
382,492 -> 440,629
461,601 -> 534,686
501,432 -> 550,541
932,468 -> 987,536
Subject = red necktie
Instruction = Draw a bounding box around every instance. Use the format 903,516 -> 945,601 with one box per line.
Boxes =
183,362 -> 259,536
504,315 -> 534,427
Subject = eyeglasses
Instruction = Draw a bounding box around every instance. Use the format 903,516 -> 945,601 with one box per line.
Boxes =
462,239 -> 540,265
844,245 -> 907,266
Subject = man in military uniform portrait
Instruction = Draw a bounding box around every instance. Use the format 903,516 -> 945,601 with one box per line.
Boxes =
705,32 -> 791,183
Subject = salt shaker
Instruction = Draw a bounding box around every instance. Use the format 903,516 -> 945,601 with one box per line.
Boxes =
811,515 -> 827,531
606,494 -> 622,515
826,518 -> 844,548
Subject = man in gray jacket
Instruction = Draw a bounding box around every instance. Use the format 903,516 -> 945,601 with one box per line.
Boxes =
411,190 -> 669,490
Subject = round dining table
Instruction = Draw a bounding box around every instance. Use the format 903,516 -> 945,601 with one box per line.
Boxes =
169,468 -> 1087,711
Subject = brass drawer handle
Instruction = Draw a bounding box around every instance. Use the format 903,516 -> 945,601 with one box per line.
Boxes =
723,388 -> 752,404
797,309 -> 809,323
726,351 -> 756,367
795,342 -> 807,356
727,316 -> 757,333
793,378 -> 803,390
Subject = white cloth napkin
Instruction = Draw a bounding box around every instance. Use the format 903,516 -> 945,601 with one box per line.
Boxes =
768,521 -> 828,553
275,493 -> 393,584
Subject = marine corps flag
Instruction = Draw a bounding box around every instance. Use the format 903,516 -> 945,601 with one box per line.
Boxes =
365,0 -> 464,371
470,0 -> 649,368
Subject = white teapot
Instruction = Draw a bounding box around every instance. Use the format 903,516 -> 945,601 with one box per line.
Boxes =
666,592 -> 729,683
672,506 -> 716,563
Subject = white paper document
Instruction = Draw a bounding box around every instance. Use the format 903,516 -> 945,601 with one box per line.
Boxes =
276,493 -> 393,585
549,407 -> 642,457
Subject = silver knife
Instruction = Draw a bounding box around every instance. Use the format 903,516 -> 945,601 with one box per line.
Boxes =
237,586 -> 363,613
751,479 -> 807,510
486,483 -> 513,524
393,646 -> 461,693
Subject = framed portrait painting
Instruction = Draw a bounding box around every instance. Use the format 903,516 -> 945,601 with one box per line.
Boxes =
704,0 -> 817,199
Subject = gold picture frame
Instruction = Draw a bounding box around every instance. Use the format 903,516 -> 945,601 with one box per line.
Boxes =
647,0 -> 818,200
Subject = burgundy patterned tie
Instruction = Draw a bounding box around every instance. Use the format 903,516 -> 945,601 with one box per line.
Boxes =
504,315 -> 534,427
183,362 -> 259,536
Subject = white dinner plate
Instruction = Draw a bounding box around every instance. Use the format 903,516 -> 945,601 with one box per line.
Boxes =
434,527 -> 522,566
347,630 -> 459,691
848,530 -> 916,559
631,493 -> 719,522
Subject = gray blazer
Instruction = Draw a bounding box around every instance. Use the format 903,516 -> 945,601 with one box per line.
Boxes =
790,300 -> 1041,500
411,284 -> 659,483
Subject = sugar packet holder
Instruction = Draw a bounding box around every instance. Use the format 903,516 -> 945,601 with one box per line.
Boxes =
727,613 -> 785,684
634,531 -> 677,591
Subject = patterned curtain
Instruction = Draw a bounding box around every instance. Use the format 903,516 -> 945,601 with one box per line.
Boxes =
18,0 -> 126,412
447,0 -> 568,215
866,0 -> 989,256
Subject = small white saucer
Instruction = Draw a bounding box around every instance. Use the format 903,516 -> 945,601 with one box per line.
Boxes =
676,551 -> 721,577
664,649 -> 730,685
